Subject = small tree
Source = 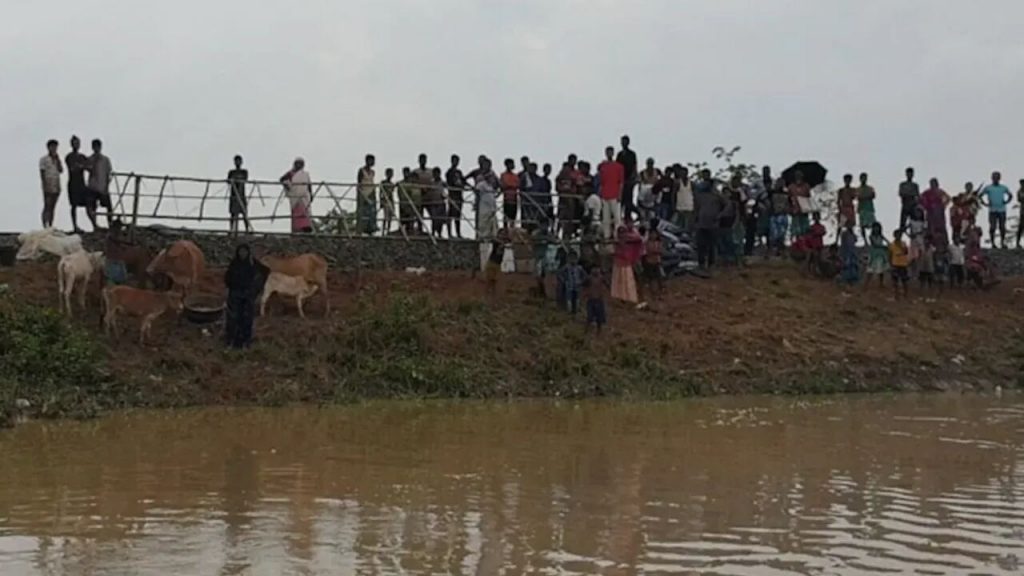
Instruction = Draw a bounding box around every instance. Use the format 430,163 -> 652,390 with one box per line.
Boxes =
314,208 -> 357,235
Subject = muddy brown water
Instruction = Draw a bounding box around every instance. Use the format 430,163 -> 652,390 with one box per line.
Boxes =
0,395 -> 1021,575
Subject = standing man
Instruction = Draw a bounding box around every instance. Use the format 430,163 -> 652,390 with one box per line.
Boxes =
412,153 -> 433,232
65,136 -> 89,233
357,154 -> 377,235
86,139 -> 114,229
556,160 -> 579,239
837,173 -> 858,232
445,154 -> 466,239
616,135 -> 638,220
1016,179 -> 1024,249
979,171 -> 1012,248
518,156 -> 535,229
537,163 -> 554,223
39,139 -> 63,228
857,173 -> 877,244
693,169 -> 724,270
499,158 -> 520,229
597,146 -> 625,239
228,155 -> 250,236
898,167 -> 920,230
674,166 -> 694,232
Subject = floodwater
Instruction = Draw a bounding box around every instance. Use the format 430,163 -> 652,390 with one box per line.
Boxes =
0,396 -> 1022,576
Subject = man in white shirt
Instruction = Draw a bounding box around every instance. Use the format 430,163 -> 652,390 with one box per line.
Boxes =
86,138 -> 113,229
39,139 -> 63,228
674,166 -> 694,233
583,187 -> 602,233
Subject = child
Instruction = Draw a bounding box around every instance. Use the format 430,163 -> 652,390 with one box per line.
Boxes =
918,234 -> 936,290
579,225 -> 600,272
933,242 -> 950,292
642,227 -> 665,297
865,222 -> 889,289
948,238 -> 965,288
807,213 -> 827,274
907,204 -> 927,277
583,266 -> 608,335
485,239 -> 503,299
562,252 -> 585,315
531,218 -> 551,298
889,229 -> 910,299
554,246 -> 569,310
838,223 -> 860,285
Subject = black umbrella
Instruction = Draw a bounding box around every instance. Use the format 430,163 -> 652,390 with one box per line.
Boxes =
782,161 -> 828,189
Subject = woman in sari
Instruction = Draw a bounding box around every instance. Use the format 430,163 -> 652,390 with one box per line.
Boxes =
611,219 -> 643,304
280,157 -> 313,233
920,178 -> 949,245
224,244 -> 269,349
787,171 -> 812,237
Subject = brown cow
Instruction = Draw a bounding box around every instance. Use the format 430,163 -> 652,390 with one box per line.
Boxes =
260,253 -> 330,315
146,240 -> 206,296
102,286 -> 184,344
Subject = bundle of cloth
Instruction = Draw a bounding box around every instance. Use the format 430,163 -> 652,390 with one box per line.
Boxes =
16,229 -> 83,261
652,219 -> 698,276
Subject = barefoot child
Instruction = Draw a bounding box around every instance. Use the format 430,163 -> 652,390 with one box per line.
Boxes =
948,238 -> 965,288
562,252 -> 585,315
918,234 -> 936,291
865,222 -> 889,289
890,229 -> 910,299
583,267 -> 608,335
485,239 -> 503,299
642,226 -> 665,298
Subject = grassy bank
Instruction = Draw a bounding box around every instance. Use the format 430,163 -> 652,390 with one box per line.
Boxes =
1,260 -> 1022,425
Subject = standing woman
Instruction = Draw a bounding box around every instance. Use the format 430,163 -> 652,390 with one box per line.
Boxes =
920,177 -> 950,246
224,244 -> 269,349
281,157 -> 313,233
787,170 -> 811,238
611,219 -> 643,304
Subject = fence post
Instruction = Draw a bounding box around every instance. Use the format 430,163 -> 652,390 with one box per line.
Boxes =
130,173 -> 140,242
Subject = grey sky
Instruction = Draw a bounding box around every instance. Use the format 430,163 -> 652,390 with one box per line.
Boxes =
3,0 -> 1022,232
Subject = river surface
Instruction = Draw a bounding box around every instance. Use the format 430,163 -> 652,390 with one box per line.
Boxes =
0,395 -> 1022,575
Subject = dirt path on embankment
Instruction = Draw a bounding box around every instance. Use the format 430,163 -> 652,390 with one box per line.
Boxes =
2,259 -> 1022,407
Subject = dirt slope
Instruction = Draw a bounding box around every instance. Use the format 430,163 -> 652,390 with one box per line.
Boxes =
2,259 -> 1022,407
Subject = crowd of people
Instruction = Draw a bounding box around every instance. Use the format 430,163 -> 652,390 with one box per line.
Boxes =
39,135 -> 1021,319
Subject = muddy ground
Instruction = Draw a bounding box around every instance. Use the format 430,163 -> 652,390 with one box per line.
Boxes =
2,258 -> 1022,408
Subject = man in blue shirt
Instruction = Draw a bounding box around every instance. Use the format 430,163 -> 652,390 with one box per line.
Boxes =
980,171 -> 1012,248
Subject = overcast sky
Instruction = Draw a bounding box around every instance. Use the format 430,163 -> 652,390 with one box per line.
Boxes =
3,0 -> 1022,233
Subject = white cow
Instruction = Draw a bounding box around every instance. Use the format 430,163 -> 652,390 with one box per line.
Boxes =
57,250 -> 105,316
260,272 -> 320,319
18,228 -> 83,261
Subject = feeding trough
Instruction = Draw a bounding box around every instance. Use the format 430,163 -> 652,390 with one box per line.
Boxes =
183,294 -> 225,325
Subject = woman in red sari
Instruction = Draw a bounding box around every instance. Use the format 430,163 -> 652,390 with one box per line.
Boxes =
611,219 -> 643,303
920,178 -> 949,245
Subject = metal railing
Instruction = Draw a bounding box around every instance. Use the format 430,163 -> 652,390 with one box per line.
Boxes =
105,172 -> 599,246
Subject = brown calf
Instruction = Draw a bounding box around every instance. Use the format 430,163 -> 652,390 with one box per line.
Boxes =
102,286 -> 184,344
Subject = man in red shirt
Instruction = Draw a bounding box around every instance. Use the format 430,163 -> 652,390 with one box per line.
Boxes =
597,146 -> 624,238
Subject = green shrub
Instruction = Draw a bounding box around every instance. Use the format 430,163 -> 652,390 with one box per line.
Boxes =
0,294 -> 116,423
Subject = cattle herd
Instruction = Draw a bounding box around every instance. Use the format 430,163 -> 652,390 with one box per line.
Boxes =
39,227 -> 330,344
